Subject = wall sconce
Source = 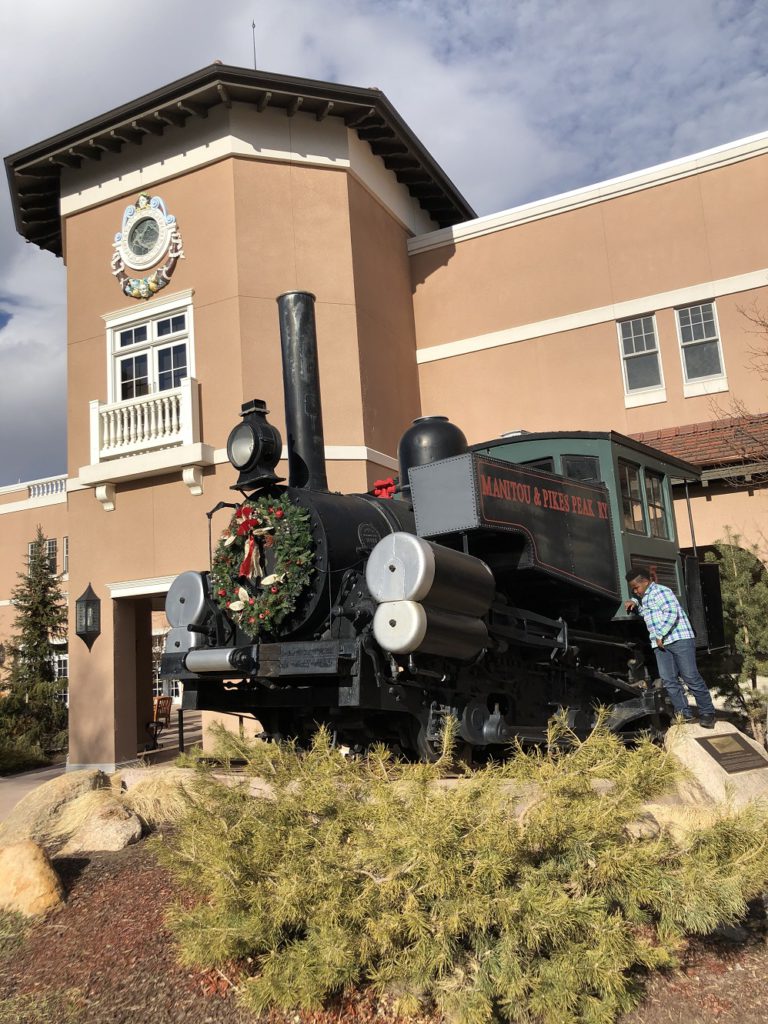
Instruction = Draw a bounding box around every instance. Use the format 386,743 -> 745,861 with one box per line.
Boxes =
75,583 -> 101,650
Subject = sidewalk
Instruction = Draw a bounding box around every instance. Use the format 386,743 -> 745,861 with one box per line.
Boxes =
0,762 -> 67,822
0,710 -> 203,823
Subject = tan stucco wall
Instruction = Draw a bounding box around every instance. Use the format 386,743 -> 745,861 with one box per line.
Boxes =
65,159 -> 243,468
410,153 -> 768,449
0,502 -> 71,646
55,149 -> 417,766
347,177 -> 422,455
675,484 -> 768,559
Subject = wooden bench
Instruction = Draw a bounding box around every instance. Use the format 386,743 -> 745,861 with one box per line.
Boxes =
153,695 -> 172,728
145,695 -> 173,750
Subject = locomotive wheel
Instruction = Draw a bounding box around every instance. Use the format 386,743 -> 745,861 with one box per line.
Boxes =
407,719 -> 471,764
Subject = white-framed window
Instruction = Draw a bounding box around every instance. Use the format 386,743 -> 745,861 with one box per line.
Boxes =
104,290 -> 195,405
62,536 -> 69,575
675,302 -> 727,397
152,631 -> 181,701
51,647 -> 68,680
29,537 -> 57,574
617,315 -> 666,407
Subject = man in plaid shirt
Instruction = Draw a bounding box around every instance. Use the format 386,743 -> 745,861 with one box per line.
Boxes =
625,568 -> 716,728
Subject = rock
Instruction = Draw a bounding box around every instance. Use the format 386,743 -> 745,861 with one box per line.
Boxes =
501,781 -> 544,821
0,840 -> 64,916
625,811 -> 661,840
119,766 -> 200,829
119,765 -> 197,792
590,778 -> 617,797
664,721 -> 768,809
57,795 -> 143,855
0,770 -> 110,848
640,801 -> 721,842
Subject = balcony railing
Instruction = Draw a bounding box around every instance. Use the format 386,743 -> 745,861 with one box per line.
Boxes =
28,475 -> 67,499
89,377 -> 201,463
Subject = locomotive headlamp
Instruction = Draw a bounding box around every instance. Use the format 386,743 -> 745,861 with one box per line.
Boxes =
228,423 -> 256,469
226,398 -> 284,493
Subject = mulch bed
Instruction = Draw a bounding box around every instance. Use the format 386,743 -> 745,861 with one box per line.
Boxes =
1,839 -> 766,1024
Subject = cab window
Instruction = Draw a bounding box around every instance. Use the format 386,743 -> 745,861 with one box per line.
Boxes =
618,460 -> 646,533
562,455 -> 601,483
521,457 -> 555,473
645,470 -> 669,539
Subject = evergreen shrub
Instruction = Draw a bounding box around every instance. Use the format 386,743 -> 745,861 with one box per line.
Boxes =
159,718 -> 768,1024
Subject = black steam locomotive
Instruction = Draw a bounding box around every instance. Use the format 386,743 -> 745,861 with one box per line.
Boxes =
161,292 -> 722,756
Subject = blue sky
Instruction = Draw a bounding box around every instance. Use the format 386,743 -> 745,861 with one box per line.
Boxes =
2,0 -> 768,484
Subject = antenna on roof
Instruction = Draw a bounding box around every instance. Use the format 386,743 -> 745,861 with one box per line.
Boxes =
252,19 -> 257,70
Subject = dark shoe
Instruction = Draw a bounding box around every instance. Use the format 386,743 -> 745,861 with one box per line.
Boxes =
699,715 -> 716,729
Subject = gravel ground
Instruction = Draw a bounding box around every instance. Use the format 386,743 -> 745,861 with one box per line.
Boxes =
0,840 -> 765,1024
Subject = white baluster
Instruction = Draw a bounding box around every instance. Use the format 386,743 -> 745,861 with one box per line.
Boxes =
137,401 -> 147,445
171,394 -> 180,436
149,398 -> 158,441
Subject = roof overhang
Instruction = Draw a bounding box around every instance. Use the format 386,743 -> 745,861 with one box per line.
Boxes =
5,63 -> 476,257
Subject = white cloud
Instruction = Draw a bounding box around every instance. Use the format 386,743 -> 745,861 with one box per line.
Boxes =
2,0 -> 768,483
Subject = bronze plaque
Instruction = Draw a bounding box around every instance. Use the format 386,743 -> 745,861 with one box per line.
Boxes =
696,733 -> 768,774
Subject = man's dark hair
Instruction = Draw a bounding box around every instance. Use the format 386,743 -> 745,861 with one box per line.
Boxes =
625,568 -> 651,583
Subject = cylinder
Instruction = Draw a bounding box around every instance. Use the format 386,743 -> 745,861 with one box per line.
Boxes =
373,601 -> 489,660
365,532 -> 495,616
165,571 -> 208,628
276,291 -> 328,491
185,649 -> 241,673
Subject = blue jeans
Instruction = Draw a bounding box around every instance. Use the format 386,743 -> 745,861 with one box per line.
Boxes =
653,637 -> 716,719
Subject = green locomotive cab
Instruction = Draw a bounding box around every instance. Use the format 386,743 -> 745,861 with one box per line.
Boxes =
471,430 -> 723,650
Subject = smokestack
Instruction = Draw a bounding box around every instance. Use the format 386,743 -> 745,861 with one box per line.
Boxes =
276,291 -> 329,491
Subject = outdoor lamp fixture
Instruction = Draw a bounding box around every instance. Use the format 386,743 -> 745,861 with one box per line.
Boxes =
75,583 -> 101,650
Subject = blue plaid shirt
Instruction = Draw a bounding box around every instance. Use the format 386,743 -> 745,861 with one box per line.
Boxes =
632,582 -> 696,643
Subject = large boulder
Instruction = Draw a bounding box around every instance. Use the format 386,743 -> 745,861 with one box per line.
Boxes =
663,720 -> 768,810
57,794 -> 143,855
0,769 -> 110,849
0,840 -> 64,916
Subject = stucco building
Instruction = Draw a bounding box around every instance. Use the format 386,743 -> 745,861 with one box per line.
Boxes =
3,63 -> 768,769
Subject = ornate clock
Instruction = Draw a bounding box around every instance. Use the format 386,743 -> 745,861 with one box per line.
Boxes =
110,192 -> 185,300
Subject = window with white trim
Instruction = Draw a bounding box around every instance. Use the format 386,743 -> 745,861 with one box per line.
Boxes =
62,536 -> 69,575
153,632 -> 181,700
29,538 -> 57,574
675,302 -> 724,383
105,292 -> 194,405
617,315 -> 663,394
51,647 -> 68,681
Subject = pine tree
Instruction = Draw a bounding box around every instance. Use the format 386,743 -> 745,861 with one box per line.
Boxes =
704,529 -> 768,744
158,720 -> 768,1024
5,525 -> 67,690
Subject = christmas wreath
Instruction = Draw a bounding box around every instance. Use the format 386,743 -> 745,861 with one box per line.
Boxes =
210,496 -> 315,639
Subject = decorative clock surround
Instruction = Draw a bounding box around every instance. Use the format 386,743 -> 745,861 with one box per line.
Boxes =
110,192 -> 185,300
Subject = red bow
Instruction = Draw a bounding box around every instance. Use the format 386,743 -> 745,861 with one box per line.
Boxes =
372,477 -> 396,499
